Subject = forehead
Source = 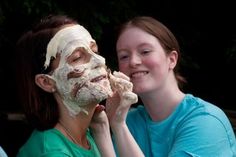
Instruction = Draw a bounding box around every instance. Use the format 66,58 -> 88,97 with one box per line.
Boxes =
44,24 -> 95,68
117,27 -> 157,49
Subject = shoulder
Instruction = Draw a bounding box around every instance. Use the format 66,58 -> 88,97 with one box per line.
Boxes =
17,129 -> 72,156
183,94 -> 230,121
177,94 -> 235,143
29,129 -> 65,145
171,95 -> 236,156
180,94 -> 226,117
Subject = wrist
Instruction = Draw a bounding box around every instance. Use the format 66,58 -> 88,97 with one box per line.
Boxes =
110,121 -> 127,134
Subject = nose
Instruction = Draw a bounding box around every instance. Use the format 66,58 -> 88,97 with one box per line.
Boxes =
90,52 -> 106,68
129,54 -> 141,67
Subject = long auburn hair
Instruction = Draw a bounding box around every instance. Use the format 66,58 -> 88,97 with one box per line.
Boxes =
16,15 -> 77,130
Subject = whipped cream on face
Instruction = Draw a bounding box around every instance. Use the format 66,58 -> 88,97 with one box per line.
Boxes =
44,25 -> 112,116
45,25 -> 95,68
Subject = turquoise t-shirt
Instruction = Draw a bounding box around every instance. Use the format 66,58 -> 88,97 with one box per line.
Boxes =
17,128 -> 101,157
126,94 -> 236,157
0,146 -> 8,157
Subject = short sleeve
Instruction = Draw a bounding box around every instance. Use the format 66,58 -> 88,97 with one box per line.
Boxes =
169,114 -> 235,157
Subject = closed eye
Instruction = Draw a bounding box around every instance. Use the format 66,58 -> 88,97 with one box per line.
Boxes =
67,48 -> 86,65
71,56 -> 82,63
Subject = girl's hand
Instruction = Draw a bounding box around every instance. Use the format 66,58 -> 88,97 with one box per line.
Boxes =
90,104 -> 109,134
106,71 -> 138,129
90,104 -> 116,157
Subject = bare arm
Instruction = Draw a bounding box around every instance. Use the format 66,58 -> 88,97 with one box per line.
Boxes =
90,105 -> 116,157
106,71 -> 144,157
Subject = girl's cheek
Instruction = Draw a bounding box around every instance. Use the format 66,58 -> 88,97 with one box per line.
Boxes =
118,66 -> 128,76
119,63 -> 126,71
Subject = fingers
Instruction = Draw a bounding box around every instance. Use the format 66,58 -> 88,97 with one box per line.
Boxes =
121,92 -> 138,105
113,71 -> 130,81
95,104 -> 105,113
106,71 -> 138,124
95,104 -> 105,112
91,104 -> 108,124
109,71 -> 133,93
93,104 -> 105,116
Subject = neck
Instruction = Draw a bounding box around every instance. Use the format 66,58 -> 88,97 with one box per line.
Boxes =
55,98 -> 97,148
140,84 -> 185,121
58,120 -> 90,149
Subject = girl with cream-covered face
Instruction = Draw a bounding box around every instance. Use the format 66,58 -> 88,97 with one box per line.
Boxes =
16,15 -> 143,157
41,25 -> 113,115
16,15 -> 118,156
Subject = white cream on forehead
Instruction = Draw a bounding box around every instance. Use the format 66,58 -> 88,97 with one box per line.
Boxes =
44,24 -> 95,69
44,24 -> 113,116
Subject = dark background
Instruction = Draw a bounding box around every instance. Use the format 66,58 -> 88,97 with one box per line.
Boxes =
0,0 -> 235,156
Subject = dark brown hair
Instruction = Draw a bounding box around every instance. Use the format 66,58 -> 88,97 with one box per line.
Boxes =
116,16 -> 186,88
16,15 -> 77,130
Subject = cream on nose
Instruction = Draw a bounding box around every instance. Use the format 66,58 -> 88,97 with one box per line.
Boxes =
89,53 -> 106,69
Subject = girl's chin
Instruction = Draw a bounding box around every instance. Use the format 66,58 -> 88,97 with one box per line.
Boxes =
133,87 -> 149,94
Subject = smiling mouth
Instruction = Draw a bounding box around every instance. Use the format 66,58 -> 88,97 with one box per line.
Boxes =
131,71 -> 148,79
91,75 -> 107,82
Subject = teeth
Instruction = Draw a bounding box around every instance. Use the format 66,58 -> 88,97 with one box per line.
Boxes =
131,72 -> 147,78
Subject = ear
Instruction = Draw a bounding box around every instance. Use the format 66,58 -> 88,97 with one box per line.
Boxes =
168,50 -> 178,70
35,74 -> 56,93
90,41 -> 98,52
